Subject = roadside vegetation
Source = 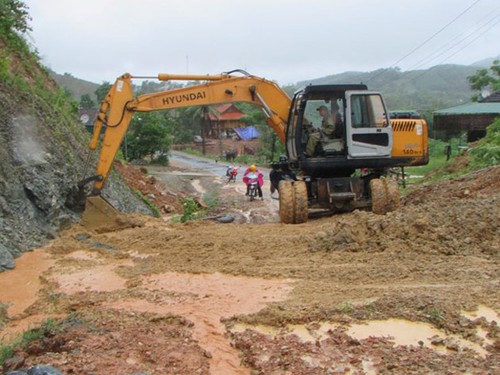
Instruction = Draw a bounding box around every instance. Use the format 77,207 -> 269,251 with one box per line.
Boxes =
0,319 -> 62,365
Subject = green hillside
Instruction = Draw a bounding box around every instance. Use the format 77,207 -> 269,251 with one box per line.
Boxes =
52,63 -> 481,117
48,69 -> 99,101
298,64 -> 479,112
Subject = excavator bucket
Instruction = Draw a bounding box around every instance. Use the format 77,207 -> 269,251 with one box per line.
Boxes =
81,196 -> 137,233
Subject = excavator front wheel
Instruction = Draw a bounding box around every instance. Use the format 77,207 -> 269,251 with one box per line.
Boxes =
278,180 -> 308,224
293,180 -> 308,224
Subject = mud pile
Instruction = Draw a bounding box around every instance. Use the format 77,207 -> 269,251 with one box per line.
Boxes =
1,163 -> 498,374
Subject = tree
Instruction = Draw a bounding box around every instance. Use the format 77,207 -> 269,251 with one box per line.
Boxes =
80,93 -> 95,109
468,60 -> 500,101
94,81 -> 112,103
182,105 -> 219,155
124,112 -> 172,164
0,0 -> 31,36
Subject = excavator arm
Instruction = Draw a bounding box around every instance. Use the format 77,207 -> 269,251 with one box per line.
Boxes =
87,71 -> 291,194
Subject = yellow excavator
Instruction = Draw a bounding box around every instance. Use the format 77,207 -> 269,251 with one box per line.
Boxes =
80,69 -> 428,226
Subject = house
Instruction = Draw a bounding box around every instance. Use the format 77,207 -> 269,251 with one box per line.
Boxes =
205,104 -> 247,138
79,108 -> 99,133
433,92 -> 500,142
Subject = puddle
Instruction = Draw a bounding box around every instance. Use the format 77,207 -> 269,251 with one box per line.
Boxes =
52,260 -> 134,295
347,319 -> 487,356
461,304 -> 498,346
462,304 -> 499,323
232,318 -> 488,357
0,249 -> 54,318
106,272 -> 293,375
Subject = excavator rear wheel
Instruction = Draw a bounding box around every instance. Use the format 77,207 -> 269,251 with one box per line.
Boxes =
370,178 -> 387,215
384,178 -> 401,212
279,180 -> 294,224
293,180 -> 308,224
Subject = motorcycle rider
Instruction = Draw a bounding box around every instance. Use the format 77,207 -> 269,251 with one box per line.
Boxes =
226,165 -> 238,183
243,164 -> 264,199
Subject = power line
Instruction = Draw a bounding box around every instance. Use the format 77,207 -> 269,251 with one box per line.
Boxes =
366,0 -> 482,83
408,9 -> 500,70
392,0 -> 482,67
436,18 -> 500,64
408,18 -> 500,83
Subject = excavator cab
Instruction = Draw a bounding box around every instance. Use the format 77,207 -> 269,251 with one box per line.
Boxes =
286,85 -> 393,176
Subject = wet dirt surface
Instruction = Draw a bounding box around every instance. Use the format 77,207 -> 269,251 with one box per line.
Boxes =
0,158 -> 499,374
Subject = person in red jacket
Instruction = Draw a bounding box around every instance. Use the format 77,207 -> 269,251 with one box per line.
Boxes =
243,164 -> 264,199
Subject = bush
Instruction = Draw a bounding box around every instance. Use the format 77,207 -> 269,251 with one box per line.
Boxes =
469,119 -> 500,167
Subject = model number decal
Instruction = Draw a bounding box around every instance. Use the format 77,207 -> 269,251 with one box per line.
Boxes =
403,148 -> 421,155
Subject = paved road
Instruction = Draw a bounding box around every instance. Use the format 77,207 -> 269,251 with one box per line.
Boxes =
168,150 -> 272,181
165,150 -> 277,201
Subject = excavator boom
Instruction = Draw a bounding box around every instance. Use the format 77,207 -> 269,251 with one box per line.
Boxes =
88,72 -> 291,193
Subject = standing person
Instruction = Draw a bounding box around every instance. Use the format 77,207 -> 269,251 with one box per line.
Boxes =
269,155 -> 297,193
243,164 -> 264,199
330,101 -> 344,139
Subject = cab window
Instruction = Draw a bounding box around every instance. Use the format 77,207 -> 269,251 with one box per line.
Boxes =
351,94 -> 387,128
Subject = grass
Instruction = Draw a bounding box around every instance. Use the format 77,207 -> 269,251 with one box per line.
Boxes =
133,189 -> 161,217
400,134 -> 488,188
0,319 -> 63,365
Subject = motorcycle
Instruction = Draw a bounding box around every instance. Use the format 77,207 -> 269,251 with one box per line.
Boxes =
246,172 -> 260,201
226,166 -> 238,183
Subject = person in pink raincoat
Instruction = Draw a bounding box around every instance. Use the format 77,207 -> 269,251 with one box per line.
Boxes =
243,164 -> 264,199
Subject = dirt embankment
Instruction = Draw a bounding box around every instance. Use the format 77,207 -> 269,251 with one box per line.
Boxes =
0,163 -> 498,374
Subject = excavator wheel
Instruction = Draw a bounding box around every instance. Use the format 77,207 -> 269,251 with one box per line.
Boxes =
293,180 -> 308,224
278,180 -> 308,224
370,178 -> 387,215
279,180 -> 295,224
383,178 -> 401,212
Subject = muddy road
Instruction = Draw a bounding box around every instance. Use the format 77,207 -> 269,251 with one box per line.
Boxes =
0,159 -> 499,374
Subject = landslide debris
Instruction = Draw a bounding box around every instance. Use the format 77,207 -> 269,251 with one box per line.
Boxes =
0,37 -> 153,272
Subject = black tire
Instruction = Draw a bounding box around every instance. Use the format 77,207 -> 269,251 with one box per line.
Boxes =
279,180 -> 294,224
384,178 -> 401,212
249,187 -> 256,201
293,180 -> 308,224
370,178 -> 387,215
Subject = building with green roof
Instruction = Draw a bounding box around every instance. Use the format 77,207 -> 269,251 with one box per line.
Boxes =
433,92 -> 500,141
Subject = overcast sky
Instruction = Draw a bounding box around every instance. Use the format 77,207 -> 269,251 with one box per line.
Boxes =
23,0 -> 499,86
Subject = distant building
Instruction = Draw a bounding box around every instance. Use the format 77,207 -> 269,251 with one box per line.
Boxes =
205,104 -> 247,138
79,108 -> 98,133
433,92 -> 500,141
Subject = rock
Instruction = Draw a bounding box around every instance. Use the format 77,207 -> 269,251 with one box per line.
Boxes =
215,215 -> 235,223
0,243 -> 16,270
162,205 -> 174,213
27,365 -> 64,375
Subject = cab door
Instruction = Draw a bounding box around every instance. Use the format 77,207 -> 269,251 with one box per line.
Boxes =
345,91 -> 392,158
